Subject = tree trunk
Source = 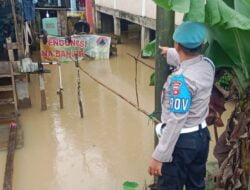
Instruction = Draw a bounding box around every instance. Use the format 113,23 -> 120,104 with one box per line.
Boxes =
154,7 -> 175,139
152,6 -> 175,186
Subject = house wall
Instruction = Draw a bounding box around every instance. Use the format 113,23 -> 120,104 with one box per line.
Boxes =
95,0 -> 184,48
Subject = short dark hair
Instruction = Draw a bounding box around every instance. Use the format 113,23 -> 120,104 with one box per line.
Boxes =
179,43 -> 202,55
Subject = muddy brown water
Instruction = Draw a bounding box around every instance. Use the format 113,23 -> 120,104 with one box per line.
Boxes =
0,38 -> 233,190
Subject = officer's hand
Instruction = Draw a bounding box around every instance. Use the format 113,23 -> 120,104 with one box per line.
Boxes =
159,46 -> 168,56
148,158 -> 163,176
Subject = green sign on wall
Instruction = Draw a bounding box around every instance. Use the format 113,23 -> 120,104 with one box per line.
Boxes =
42,17 -> 58,36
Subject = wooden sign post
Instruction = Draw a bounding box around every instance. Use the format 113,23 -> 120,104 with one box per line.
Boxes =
39,73 -> 47,111
57,62 -> 63,109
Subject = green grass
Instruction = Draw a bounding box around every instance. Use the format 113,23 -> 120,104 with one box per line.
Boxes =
205,161 -> 218,190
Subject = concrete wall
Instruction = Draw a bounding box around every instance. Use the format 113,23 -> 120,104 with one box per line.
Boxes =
95,0 -> 184,48
116,0 -> 143,16
95,0 -> 183,25
95,0 -> 114,9
144,0 -> 156,19
95,0 -> 154,18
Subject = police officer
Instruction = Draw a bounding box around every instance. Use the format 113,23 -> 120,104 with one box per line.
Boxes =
148,21 -> 215,190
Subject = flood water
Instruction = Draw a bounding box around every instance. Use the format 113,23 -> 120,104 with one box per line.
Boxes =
0,36 -> 233,190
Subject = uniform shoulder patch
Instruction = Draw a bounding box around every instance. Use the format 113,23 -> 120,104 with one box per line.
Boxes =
169,74 -> 191,113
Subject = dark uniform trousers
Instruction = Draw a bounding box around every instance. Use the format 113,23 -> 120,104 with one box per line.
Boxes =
156,127 -> 210,190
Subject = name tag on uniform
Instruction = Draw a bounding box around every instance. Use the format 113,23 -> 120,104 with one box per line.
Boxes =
169,74 -> 191,113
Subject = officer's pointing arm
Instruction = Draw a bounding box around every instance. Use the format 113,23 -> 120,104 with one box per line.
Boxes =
166,48 -> 180,67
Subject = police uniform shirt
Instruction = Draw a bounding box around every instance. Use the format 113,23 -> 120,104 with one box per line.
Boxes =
152,48 -> 215,162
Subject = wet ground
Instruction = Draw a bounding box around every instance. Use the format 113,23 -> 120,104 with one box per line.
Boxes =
0,36 -> 233,190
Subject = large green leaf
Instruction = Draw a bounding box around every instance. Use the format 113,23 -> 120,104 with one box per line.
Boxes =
204,0 -> 250,95
205,38 -> 248,95
205,40 -> 234,69
217,0 -> 250,29
152,0 -> 250,29
223,0 -> 235,8
142,39 -> 156,57
171,0 -> 190,13
205,0 -> 221,25
149,0 -> 250,95
153,0 -> 190,13
205,25 -> 250,95
149,72 -> 156,86
211,27 -> 250,71
235,0 -> 250,17
184,0 -> 205,22
153,0 -> 171,10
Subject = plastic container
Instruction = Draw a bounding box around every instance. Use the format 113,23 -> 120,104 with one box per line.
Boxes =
123,181 -> 139,190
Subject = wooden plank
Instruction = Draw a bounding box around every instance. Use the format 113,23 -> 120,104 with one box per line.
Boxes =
35,7 -> 68,10
3,122 -> 18,190
39,74 -> 47,111
58,63 -> 63,109
6,43 -> 19,50
13,73 -> 23,76
6,38 -> 18,112
15,78 -> 32,109
0,61 -> 10,64
0,61 -> 19,74
0,86 -> 13,92
0,61 -> 18,65
19,69 -> 51,75
57,10 -> 68,36
0,99 -> 14,105
6,38 -> 14,62
57,10 -> 62,36
0,74 -> 12,78
0,113 -> 19,120
61,10 -> 67,36
0,123 -> 23,151
0,62 -> 11,74
10,62 -> 18,112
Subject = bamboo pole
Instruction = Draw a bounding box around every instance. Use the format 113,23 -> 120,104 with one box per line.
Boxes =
128,52 -> 149,110
75,57 -> 84,118
78,65 -> 160,124
134,55 -> 140,108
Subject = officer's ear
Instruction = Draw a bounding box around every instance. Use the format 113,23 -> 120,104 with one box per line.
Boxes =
175,43 -> 182,53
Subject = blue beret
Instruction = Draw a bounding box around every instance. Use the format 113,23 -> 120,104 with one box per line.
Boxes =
173,21 -> 207,49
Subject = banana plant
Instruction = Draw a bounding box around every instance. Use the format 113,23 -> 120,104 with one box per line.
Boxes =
144,0 -> 250,96
143,0 -> 250,189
